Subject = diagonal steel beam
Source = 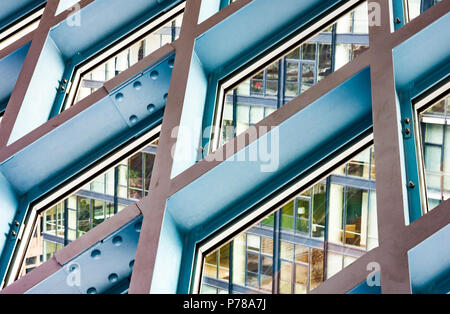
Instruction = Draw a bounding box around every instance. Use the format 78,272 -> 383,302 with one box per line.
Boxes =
128,0 -> 203,294
0,0 -> 60,148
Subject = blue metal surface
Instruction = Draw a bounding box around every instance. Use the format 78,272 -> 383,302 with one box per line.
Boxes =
26,216 -> 143,294
49,0 -> 182,59
0,42 -> 31,108
198,0 -> 221,24
47,0 -> 182,119
196,0 -> 349,155
347,274 -> 382,294
195,0 -> 344,74
152,67 -> 374,293
0,0 -> 45,32
393,11 -> 450,223
408,224 -> 450,294
392,12 -> 450,93
8,37 -> 65,145
0,52 -> 174,284
391,0 -> 406,31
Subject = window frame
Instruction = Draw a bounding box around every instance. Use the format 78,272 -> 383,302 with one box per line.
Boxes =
209,0 -> 366,152
413,82 -> 450,214
193,133 -> 374,293
61,2 -> 185,111
4,124 -> 161,286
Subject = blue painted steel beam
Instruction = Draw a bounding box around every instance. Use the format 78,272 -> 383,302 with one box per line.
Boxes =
0,52 -> 175,285
26,216 -> 143,294
153,67 -> 374,293
392,11 -> 450,223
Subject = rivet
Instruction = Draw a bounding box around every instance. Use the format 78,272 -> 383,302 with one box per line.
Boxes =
129,115 -> 138,124
60,85 -> 65,91
168,58 -> 175,68
134,222 -> 142,232
14,220 -> 20,227
108,273 -> 119,283
87,287 -> 97,294
147,104 -> 155,113
395,17 -> 401,24
63,79 -> 68,84
133,81 -> 142,90
115,93 -> 124,102
405,128 -> 410,135
150,70 -> 159,80
129,260 -> 135,269
11,230 -> 17,237
404,118 -> 410,124
112,235 -> 122,246
69,263 -> 78,272
409,181 -> 415,188
91,249 -> 101,259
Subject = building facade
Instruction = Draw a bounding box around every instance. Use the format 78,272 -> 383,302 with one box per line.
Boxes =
0,0 -> 448,295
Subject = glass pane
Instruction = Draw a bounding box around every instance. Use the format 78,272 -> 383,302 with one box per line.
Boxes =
424,123 -> 443,144
347,149 -> 370,178
286,62 -> 299,82
247,252 -> 259,273
281,200 -> 294,231
77,197 -> 90,235
309,249 -> 324,291
280,261 -> 293,294
301,63 -> 315,85
317,43 -> 332,81
326,252 -> 343,279
250,80 -> 263,94
302,43 -> 316,60
280,241 -> 294,260
312,182 -> 326,239
286,47 -> 300,59
419,96 -> 450,211
93,200 -> 105,227
295,245 -> 309,263
218,243 -> 230,280
266,62 -> 278,80
296,198 -> 309,234
200,146 -> 377,294
204,251 -> 217,278
345,188 -> 367,247
295,264 -> 308,294
232,234 -> 246,286
247,234 -> 260,252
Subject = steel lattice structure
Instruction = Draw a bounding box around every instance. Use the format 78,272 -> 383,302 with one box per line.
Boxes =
0,0 -> 448,294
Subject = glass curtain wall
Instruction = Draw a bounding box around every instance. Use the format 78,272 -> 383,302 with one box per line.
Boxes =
403,0 -> 441,23
20,139 -> 158,277
216,2 -> 369,148
419,95 -> 450,210
70,13 -> 183,106
201,146 -> 377,294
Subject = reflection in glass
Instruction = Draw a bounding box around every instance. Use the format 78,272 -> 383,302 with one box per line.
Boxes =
200,146 -> 378,294
20,139 -> 158,278
213,2 -> 369,149
419,95 -> 450,210
70,13 -> 183,107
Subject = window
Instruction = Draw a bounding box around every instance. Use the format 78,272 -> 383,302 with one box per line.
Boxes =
19,138 -> 159,279
64,11 -> 184,109
418,95 -> 450,210
402,0 -> 442,24
200,145 -> 378,294
212,2 -> 369,149
0,6 -> 43,51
